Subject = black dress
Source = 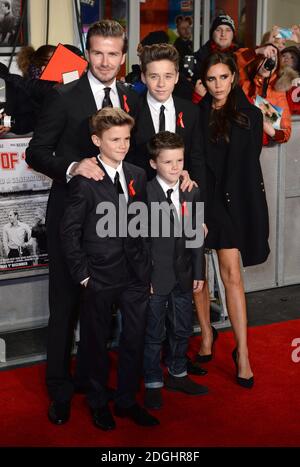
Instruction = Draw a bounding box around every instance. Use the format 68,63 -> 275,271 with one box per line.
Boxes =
205,132 -> 239,251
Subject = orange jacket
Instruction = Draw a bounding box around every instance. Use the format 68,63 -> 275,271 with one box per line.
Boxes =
236,48 -> 291,144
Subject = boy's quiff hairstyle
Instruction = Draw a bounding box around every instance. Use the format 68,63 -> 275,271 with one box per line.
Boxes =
86,19 -> 128,53
140,43 -> 179,74
148,131 -> 184,161
90,107 -> 134,137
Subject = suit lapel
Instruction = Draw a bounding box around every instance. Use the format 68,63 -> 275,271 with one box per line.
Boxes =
137,97 -> 156,140
123,163 -> 135,206
77,74 -> 97,117
151,178 -> 179,225
116,81 -> 133,114
174,97 -> 185,139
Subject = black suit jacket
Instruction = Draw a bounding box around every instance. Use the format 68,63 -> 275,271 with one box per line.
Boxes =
147,178 -> 205,295
25,74 -> 139,233
60,161 -> 151,291
128,94 -> 206,200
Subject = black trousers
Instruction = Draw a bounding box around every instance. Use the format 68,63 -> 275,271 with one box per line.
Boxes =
81,278 -> 149,409
46,227 -> 82,402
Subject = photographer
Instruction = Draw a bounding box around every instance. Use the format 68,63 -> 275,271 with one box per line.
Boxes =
280,46 -> 300,114
236,44 -> 291,145
173,15 -> 193,66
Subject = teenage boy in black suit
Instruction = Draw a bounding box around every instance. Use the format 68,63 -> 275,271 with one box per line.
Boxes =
144,132 -> 209,410
60,108 -> 159,430
25,20 -> 140,425
129,43 -> 206,198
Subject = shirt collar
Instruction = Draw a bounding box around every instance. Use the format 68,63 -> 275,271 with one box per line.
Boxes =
97,154 -> 123,180
147,92 -> 174,110
156,175 -> 179,195
88,70 -> 117,95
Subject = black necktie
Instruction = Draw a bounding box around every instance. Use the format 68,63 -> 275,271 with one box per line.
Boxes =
166,188 -> 173,205
102,87 -> 113,108
159,105 -> 165,132
114,171 -> 124,194
166,188 -> 175,222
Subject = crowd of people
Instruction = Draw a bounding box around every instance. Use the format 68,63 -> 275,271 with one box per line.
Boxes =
1,14 -> 299,430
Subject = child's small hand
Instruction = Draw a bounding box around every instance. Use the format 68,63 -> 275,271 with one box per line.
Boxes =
193,280 -> 204,293
180,170 -> 198,192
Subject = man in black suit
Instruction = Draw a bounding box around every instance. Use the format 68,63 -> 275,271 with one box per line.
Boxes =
25,20 -> 139,425
60,108 -> 159,430
143,132 -> 208,410
128,43 -> 206,201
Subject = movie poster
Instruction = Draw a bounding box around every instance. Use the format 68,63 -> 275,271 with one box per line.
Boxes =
0,137 -> 51,193
0,137 -> 50,278
0,195 -> 48,277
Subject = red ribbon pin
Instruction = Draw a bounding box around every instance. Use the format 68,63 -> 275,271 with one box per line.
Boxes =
181,201 -> 189,216
128,179 -> 136,197
177,111 -> 184,128
123,95 -> 130,113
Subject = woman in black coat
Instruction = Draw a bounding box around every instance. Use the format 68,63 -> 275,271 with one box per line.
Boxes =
190,52 -> 270,388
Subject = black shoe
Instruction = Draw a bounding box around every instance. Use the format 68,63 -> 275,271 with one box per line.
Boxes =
186,357 -> 208,376
195,326 -> 218,363
114,403 -> 160,426
232,348 -> 254,389
165,374 -> 209,395
74,385 -> 115,402
91,405 -> 116,431
144,388 -> 163,410
48,401 -> 71,425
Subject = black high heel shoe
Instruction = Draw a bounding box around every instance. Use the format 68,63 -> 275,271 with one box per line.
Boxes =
232,348 -> 254,389
195,326 -> 218,364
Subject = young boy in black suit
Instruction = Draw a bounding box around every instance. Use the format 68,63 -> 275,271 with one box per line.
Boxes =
129,43 -> 206,198
60,108 -> 159,430
144,131 -> 209,410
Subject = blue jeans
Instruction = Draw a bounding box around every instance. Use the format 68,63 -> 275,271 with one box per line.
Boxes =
144,284 -> 193,388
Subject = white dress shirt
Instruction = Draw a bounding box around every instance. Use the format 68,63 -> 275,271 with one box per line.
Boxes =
87,71 -> 121,109
97,155 -> 128,203
147,92 -> 176,134
156,176 -> 180,218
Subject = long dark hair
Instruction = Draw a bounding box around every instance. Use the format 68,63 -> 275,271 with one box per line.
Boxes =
200,52 -> 250,143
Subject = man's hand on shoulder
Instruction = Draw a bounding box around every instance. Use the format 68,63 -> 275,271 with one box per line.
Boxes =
70,157 -> 105,181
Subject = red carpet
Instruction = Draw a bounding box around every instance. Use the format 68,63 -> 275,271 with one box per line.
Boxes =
0,319 -> 300,447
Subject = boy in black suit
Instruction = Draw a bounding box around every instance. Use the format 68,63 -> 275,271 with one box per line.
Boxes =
60,108 -> 159,430
129,43 -> 206,197
144,131 -> 209,410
